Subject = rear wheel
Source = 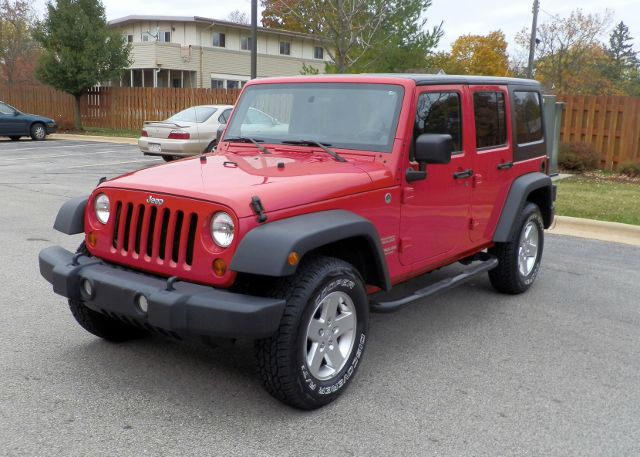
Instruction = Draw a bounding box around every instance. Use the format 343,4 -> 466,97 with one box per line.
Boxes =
489,202 -> 544,294
255,256 -> 369,410
30,123 -> 46,141
205,140 -> 217,153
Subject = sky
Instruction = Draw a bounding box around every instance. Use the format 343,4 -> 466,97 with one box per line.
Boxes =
32,0 -> 640,55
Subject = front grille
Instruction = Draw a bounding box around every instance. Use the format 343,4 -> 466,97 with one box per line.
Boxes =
111,200 -> 198,267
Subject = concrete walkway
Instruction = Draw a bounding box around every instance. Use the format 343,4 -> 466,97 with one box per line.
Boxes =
48,133 -> 137,145
549,216 -> 640,247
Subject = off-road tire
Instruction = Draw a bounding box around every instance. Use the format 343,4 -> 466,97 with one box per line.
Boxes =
69,299 -> 148,342
30,123 -> 47,141
489,202 -> 544,294
10,136 -> 20,141
255,256 -> 369,410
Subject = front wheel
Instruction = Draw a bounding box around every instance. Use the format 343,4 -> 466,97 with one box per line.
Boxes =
30,123 -> 47,141
255,256 -> 369,410
489,202 -> 544,294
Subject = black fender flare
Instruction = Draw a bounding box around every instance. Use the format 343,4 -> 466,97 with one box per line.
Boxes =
493,172 -> 554,242
230,210 -> 391,291
53,196 -> 88,235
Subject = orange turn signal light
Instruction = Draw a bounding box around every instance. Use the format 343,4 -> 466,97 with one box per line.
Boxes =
87,232 -> 97,248
288,251 -> 300,266
213,258 -> 227,277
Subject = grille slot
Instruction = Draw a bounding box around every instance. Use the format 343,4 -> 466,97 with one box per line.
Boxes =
111,199 -> 199,269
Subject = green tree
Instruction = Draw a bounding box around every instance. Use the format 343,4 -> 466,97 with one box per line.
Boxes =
0,0 -> 36,85
605,21 -> 639,94
34,0 -> 130,129
260,0 -> 442,73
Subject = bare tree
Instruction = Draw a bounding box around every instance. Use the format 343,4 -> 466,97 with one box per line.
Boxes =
517,9 -> 612,92
227,10 -> 250,25
0,0 -> 36,85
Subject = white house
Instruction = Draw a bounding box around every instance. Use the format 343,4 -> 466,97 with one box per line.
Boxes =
108,15 -> 330,89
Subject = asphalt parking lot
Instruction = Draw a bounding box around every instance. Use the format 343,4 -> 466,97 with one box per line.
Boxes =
1,138 -> 639,456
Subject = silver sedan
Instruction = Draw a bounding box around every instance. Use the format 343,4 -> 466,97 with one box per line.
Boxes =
138,104 -> 233,161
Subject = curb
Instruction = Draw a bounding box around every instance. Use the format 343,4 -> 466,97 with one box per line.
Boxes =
48,133 -> 138,145
549,215 -> 640,247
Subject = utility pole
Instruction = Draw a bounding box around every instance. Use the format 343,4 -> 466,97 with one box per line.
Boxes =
251,0 -> 258,79
527,0 -> 540,79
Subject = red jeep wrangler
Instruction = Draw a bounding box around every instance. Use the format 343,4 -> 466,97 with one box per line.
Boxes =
39,75 -> 555,409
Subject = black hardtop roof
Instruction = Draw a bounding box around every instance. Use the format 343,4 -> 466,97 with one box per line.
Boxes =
368,74 -> 541,87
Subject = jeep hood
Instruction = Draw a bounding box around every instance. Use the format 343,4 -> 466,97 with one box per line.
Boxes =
104,153 -> 391,218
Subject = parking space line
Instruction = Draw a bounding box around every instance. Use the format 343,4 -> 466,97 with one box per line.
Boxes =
0,143 -> 103,152
68,159 -> 157,169
0,151 -> 121,162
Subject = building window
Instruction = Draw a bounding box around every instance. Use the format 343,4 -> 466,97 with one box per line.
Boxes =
159,31 -> 171,42
212,32 -> 226,48
241,36 -> 253,51
211,79 -> 224,89
473,91 -> 507,149
280,41 -> 291,55
227,80 -> 242,90
142,33 -> 150,42
314,46 -> 324,59
126,34 -> 133,43
513,91 -> 543,145
414,92 -> 462,155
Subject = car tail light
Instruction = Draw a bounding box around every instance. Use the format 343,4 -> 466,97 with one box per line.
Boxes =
168,130 -> 190,140
141,129 -> 148,137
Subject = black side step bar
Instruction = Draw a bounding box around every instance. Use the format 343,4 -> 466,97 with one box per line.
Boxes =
370,256 -> 498,313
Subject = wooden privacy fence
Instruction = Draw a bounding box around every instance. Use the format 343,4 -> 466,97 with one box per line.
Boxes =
0,85 -> 76,129
558,95 -> 640,170
2,85 -> 639,170
82,87 -> 240,130
0,85 -> 241,131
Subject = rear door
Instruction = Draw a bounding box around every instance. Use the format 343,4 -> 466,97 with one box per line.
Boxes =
399,85 -> 474,266
468,86 -> 513,242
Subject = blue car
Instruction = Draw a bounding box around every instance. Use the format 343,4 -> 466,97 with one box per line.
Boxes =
0,101 -> 57,141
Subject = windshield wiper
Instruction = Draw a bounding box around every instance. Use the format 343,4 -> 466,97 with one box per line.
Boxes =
224,136 -> 271,154
281,140 -> 346,163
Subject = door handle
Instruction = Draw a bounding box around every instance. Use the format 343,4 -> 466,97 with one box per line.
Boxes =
497,161 -> 513,170
453,169 -> 474,179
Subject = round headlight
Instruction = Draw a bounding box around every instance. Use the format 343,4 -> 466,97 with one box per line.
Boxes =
94,193 -> 110,224
211,212 -> 235,248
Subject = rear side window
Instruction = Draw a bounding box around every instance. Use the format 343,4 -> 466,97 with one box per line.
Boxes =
513,91 -> 543,144
473,91 -> 507,149
414,92 -> 462,153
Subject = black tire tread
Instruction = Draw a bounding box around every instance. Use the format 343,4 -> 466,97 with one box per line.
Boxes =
255,256 -> 360,410
68,299 -> 147,342
489,202 -> 543,294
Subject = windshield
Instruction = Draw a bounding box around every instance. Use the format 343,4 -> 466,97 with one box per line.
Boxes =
167,106 -> 217,123
223,83 -> 404,153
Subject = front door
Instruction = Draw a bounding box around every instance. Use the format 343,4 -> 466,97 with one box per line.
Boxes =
399,86 -> 474,266
0,102 -> 25,135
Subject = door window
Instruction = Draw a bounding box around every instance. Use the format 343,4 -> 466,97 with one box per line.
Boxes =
473,91 -> 507,149
513,91 -> 543,145
414,92 -> 462,155
0,102 -> 15,115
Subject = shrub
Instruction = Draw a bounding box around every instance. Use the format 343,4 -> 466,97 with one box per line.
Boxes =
558,142 -> 601,172
619,162 -> 640,178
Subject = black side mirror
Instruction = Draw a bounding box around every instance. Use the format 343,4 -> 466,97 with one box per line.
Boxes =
13,110 -> 19,116
407,134 -> 453,182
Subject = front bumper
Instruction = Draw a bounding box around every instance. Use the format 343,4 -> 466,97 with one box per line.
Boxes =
39,246 -> 285,339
